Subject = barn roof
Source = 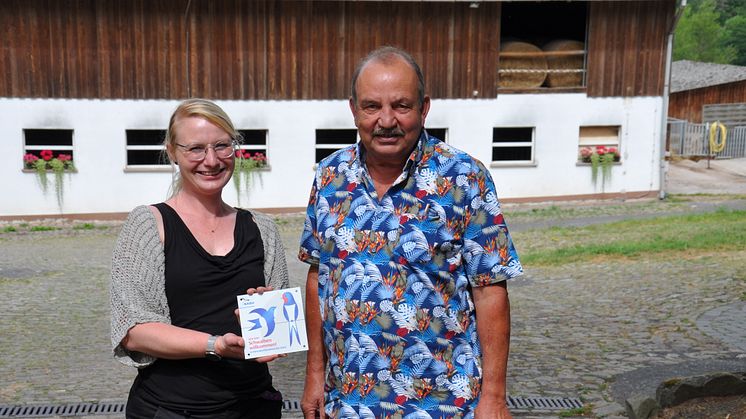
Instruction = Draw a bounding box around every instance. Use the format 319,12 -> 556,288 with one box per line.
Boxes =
671,60 -> 746,93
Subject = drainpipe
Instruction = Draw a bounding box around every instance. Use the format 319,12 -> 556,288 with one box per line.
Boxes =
659,0 -> 687,200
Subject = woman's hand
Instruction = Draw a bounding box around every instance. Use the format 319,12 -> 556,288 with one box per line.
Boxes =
214,333 -> 248,359
253,353 -> 287,363
246,286 -> 274,295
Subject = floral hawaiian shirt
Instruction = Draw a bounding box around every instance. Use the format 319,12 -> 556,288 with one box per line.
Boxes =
299,131 -> 523,418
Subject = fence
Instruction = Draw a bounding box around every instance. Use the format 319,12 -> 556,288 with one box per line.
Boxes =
668,119 -> 746,159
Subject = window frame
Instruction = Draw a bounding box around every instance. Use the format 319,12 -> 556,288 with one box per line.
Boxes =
314,128 -> 358,164
490,126 -> 536,167
124,129 -> 170,172
577,125 -> 622,165
22,128 -> 75,171
237,129 -> 270,170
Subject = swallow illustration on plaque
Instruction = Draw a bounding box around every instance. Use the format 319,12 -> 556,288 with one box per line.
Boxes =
248,306 -> 277,337
282,291 -> 301,346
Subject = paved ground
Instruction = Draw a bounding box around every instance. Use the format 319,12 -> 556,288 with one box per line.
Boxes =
665,157 -> 746,195
1,160 -> 745,418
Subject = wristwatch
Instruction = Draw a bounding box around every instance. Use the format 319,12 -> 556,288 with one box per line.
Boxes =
205,335 -> 222,361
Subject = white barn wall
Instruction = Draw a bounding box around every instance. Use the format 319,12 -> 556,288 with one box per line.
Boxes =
0,95 -> 662,217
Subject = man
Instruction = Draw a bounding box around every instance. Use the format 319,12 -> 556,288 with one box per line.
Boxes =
299,46 -> 523,419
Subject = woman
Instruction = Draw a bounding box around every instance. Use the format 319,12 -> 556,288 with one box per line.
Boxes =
110,99 -> 288,418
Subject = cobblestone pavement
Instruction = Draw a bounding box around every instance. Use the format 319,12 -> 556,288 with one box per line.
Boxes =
1,197 -> 745,418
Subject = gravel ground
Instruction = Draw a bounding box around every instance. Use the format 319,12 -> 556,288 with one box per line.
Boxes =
1,163 -> 745,418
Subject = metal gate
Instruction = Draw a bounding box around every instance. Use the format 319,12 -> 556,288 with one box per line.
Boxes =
668,118 -> 746,159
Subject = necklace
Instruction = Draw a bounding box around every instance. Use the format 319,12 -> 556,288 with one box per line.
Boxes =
208,206 -> 227,233
173,195 -> 225,234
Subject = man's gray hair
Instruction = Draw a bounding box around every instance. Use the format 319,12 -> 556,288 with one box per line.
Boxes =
350,46 -> 426,108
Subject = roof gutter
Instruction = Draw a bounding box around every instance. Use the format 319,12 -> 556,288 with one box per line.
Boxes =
659,0 -> 687,200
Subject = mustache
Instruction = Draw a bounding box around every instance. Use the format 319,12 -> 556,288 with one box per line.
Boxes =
372,128 -> 405,137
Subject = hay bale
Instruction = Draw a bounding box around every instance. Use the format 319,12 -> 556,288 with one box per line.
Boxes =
498,41 -> 547,88
543,39 -> 584,88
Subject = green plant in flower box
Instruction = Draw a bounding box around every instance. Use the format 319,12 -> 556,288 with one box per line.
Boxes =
578,145 -> 620,189
24,150 -> 75,211
233,150 -> 267,206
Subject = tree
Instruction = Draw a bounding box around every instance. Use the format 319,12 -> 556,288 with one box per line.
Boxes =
674,0 -> 737,64
718,0 -> 746,23
724,15 -> 746,65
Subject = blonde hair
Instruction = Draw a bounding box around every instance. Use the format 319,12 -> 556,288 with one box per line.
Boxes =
163,98 -> 240,196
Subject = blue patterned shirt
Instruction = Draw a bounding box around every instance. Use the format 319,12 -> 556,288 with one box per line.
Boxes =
299,131 -> 523,418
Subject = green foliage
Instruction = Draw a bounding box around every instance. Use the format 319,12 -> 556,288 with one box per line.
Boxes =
2,226 -> 17,233
30,226 -> 57,232
724,15 -> 746,65
73,223 -> 96,230
48,158 -> 67,211
33,159 -> 49,194
674,0 -> 737,63
232,155 -> 265,206
600,153 -> 615,188
590,152 -> 600,186
558,404 -> 593,417
518,209 -> 746,266
589,151 -> 615,190
27,152 -> 75,213
718,0 -> 746,23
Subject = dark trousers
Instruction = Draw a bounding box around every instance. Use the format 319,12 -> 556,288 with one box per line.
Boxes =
125,386 -> 283,419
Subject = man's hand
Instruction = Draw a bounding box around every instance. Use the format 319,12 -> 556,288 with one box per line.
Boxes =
474,398 -> 512,419
472,282 -> 511,419
302,265 -> 326,418
301,369 -> 326,418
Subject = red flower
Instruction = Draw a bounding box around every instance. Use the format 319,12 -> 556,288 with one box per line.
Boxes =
40,149 -> 53,161
235,150 -> 242,157
242,150 -> 251,159
23,153 -> 39,163
395,395 -> 407,405
493,214 -> 504,225
454,397 -> 465,407
335,320 -> 343,330
396,328 -> 409,337
398,256 -> 407,265
346,183 -> 357,192
399,215 -> 409,225
338,250 -> 348,259
415,190 -> 428,199
445,330 -> 456,339
57,154 -> 72,162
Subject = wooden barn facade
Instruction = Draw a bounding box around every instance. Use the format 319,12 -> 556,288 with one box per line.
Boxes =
0,0 -> 678,217
668,60 -> 746,124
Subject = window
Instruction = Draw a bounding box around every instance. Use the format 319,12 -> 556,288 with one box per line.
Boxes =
492,127 -> 534,164
126,130 -> 167,167
426,128 -> 448,143
498,2 -> 587,90
315,129 -> 357,163
237,129 -> 269,167
578,126 -> 621,163
23,129 -> 74,167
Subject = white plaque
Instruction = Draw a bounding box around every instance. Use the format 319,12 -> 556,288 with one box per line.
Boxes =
237,287 -> 308,359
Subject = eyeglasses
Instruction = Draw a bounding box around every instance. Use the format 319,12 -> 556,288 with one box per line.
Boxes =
175,141 -> 236,162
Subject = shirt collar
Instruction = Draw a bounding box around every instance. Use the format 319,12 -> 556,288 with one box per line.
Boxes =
356,129 -> 428,182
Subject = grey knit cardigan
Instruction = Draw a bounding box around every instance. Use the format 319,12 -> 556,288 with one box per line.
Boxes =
110,205 -> 289,368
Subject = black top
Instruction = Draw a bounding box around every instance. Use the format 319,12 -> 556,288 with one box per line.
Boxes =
132,203 -> 273,414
